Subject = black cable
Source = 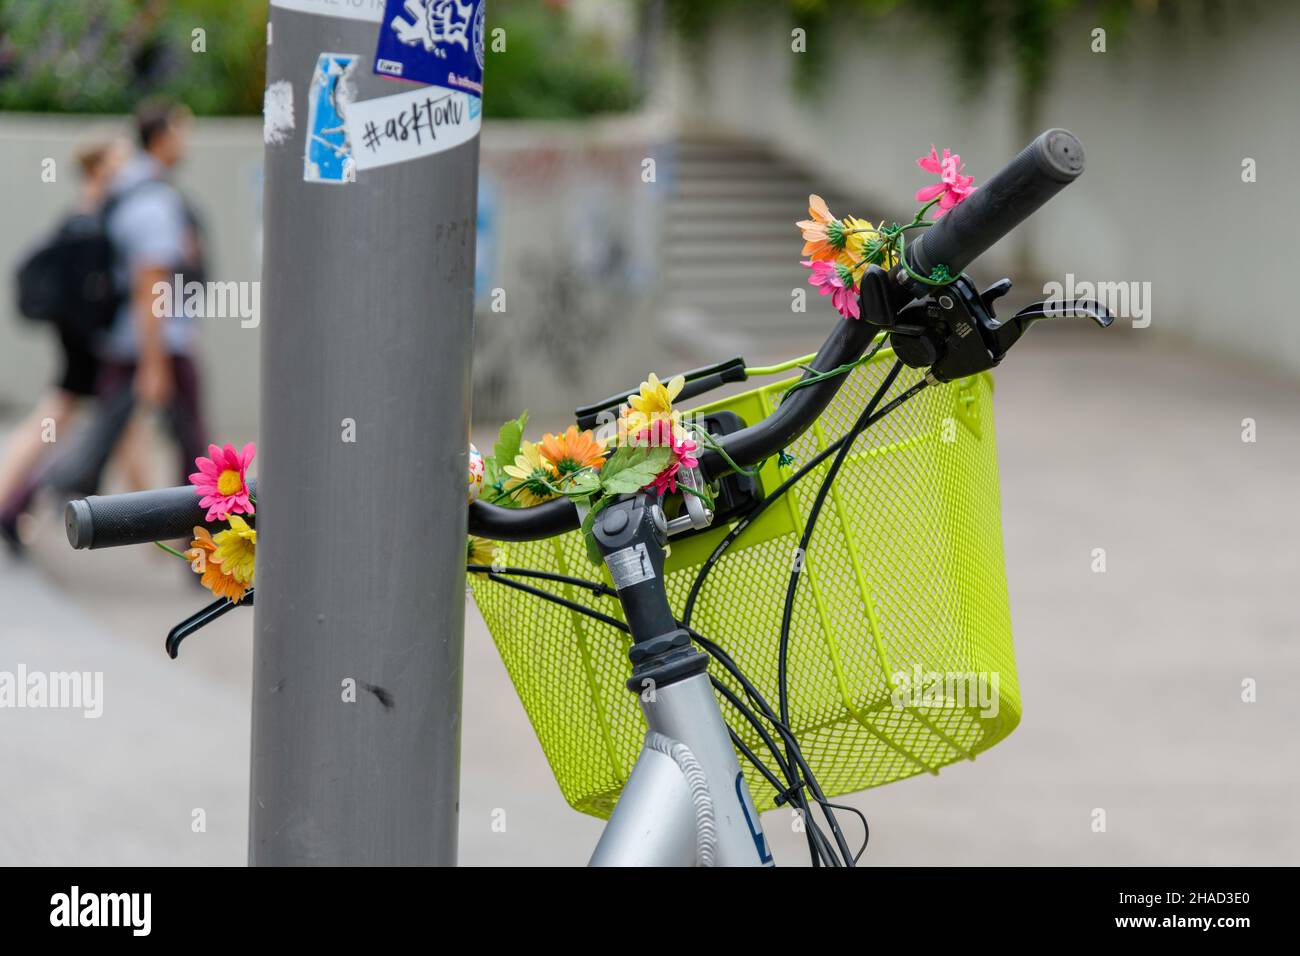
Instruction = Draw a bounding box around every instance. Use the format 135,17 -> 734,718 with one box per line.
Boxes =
681,434 -> 850,627
687,626 -> 848,866
469,564 -> 618,598
819,799 -> 871,863
476,565 -> 842,866
771,360 -> 909,866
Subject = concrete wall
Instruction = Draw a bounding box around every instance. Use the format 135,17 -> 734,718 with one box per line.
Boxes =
652,4 -> 1300,375
0,112 -> 671,436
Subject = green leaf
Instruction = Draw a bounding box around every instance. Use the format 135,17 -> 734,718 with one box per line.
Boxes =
483,410 -> 529,495
580,496 -> 611,566
580,495 -> 611,535
493,410 -> 529,469
584,528 -> 604,566
600,445 -> 672,495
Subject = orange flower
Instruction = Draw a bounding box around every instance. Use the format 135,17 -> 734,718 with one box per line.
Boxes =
186,526 -> 248,603
539,426 -> 606,477
796,194 -> 843,262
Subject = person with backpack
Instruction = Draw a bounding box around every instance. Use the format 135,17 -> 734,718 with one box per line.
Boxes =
1,99 -> 209,554
0,136 -> 142,519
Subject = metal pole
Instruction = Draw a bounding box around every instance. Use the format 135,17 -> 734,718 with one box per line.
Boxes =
251,3 -> 478,865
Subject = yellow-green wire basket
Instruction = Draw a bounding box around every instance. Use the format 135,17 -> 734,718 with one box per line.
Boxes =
469,345 -> 1020,819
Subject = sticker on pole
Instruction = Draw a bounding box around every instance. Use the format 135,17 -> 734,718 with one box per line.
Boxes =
345,84 -> 480,171
605,543 -> 655,591
271,0 -> 385,22
304,53 -> 358,184
373,0 -> 486,98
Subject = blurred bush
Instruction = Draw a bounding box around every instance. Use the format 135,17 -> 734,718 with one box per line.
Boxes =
0,0 -> 639,119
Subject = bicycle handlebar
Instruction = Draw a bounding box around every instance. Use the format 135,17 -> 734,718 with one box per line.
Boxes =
905,128 -> 1083,279
65,129 -> 1083,550
65,481 -> 257,550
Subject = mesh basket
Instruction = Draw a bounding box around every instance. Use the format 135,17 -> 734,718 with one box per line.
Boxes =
469,348 -> 1019,819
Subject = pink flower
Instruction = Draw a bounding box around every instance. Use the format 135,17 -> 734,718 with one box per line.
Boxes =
915,145 -> 977,217
189,442 -> 256,522
802,259 -> 861,320
634,420 -> 700,496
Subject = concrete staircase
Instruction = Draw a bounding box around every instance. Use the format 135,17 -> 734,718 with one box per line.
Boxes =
659,133 -> 889,345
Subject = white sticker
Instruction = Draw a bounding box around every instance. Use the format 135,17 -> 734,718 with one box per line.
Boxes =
270,0 -> 385,22
345,84 -> 480,171
605,543 -> 655,590
263,80 -> 295,145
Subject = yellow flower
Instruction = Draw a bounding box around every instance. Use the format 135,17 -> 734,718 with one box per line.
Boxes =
621,372 -> 684,436
838,217 -> 896,284
502,440 -> 557,506
186,526 -> 248,603
467,536 -> 499,571
539,426 -> 606,478
212,514 -> 257,585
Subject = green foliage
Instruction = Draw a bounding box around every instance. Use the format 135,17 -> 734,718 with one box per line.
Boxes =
0,0 -> 640,119
0,0 -> 267,115
482,0 -> 640,119
664,0 -> 1151,108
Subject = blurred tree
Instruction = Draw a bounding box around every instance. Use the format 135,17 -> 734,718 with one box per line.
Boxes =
0,0 -> 640,119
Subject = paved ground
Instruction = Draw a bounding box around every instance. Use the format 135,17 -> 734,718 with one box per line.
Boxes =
2,323 -> 1297,866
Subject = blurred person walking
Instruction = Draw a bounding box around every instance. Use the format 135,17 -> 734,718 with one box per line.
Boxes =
0,136 -> 158,537
1,99 -> 209,554
0,137 -> 127,508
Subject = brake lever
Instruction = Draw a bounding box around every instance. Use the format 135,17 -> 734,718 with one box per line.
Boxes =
879,274 -> 1113,382
1003,298 -> 1114,327
165,589 -> 254,659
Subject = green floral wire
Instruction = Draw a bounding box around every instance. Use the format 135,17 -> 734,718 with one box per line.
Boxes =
778,334 -> 887,405
685,421 -> 758,481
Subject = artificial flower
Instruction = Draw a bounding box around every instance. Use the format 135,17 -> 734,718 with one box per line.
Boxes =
838,216 -> 896,277
467,536 -> 500,571
635,419 -> 700,496
796,194 -> 849,262
467,442 -> 485,504
622,372 -> 684,438
502,440 -> 557,506
212,515 -> 257,585
915,146 -> 976,217
803,258 -> 861,320
189,442 -> 256,522
539,426 -> 606,478
185,525 -> 248,603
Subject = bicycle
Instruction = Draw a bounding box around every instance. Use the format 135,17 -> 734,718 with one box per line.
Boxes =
65,129 -> 1111,867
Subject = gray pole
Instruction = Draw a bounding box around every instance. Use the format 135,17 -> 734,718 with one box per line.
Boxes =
251,3 -> 478,865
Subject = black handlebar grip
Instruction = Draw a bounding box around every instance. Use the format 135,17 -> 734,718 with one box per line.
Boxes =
66,479 -> 257,550
906,128 -> 1084,281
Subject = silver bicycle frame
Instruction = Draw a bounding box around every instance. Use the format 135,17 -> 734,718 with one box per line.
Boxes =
588,675 -> 773,866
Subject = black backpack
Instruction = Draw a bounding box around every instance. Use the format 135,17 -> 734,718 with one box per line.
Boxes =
14,181 -> 154,342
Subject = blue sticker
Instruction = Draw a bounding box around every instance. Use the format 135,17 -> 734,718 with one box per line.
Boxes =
373,0 -> 485,97
304,53 -> 358,184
